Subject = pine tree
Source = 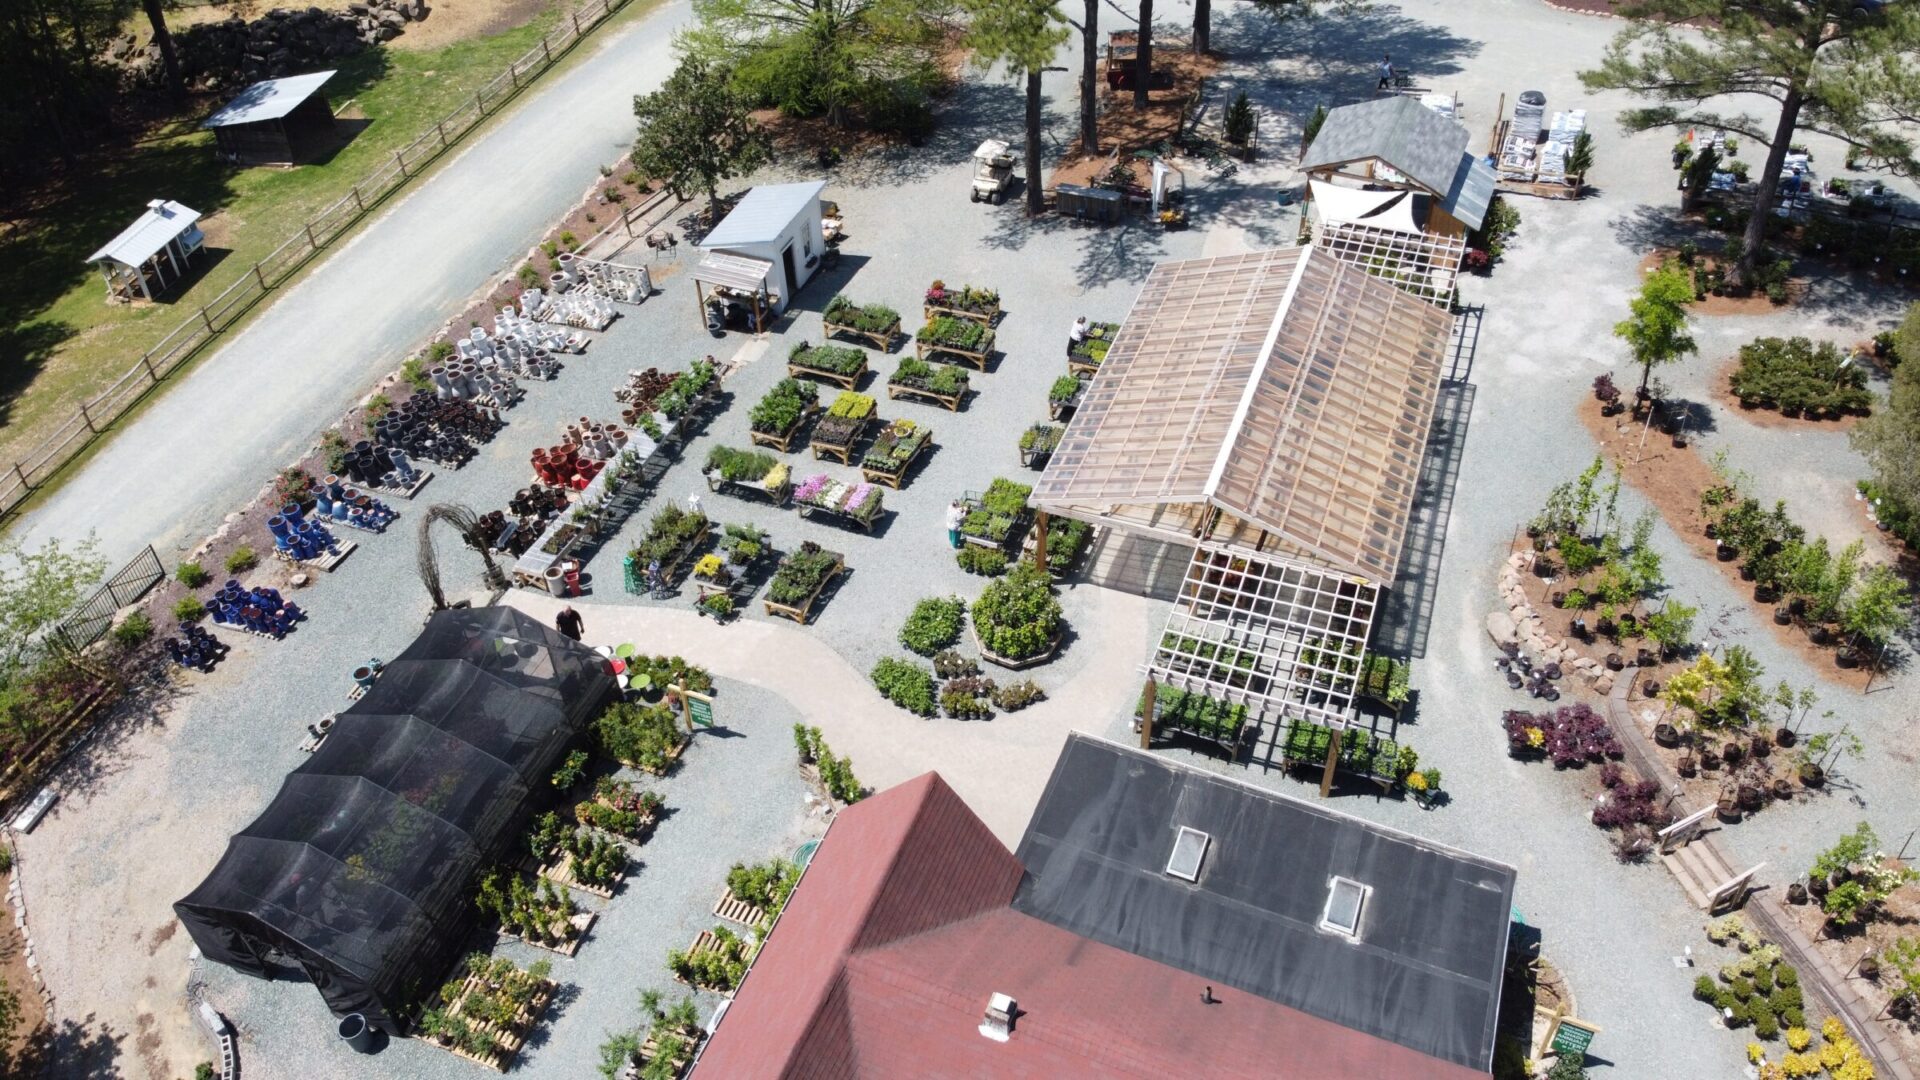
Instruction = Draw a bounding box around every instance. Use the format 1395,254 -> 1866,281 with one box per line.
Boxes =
964,0 -> 1071,216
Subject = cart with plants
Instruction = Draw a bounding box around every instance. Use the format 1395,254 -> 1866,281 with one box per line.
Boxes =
786,340 -> 870,390
888,357 -> 969,410
1358,653 -> 1412,715
821,296 -> 902,352
923,280 -> 1001,325
1280,719 -> 1412,792
764,542 -> 844,624
747,378 -> 821,452
811,391 -> 876,463
702,446 -> 792,504
1048,374 -> 1085,420
1018,423 -> 1063,469
1140,685 -> 1249,748
417,955 -> 557,1071
625,504 -> 711,590
915,316 -> 996,370
959,478 -> 1034,551
860,419 -> 932,488
794,474 -> 885,531
1067,321 -> 1120,376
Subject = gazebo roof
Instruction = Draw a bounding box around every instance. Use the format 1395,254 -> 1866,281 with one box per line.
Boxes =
1299,96 -> 1468,198
86,200 -> 202,267
1031,245 -> 1453,584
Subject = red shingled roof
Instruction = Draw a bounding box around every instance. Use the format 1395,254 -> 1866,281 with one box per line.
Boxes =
694,773 -> 1488,1079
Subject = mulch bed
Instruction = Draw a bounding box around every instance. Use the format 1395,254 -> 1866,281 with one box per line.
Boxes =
1049,48 -> 1220,190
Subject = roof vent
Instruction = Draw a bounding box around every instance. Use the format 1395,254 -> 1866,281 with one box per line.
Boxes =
1321,876 -> 1370,940
979,993 -> 1016,1042
1165,826 -> 1210,882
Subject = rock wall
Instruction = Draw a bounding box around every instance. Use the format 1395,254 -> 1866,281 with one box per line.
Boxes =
106,2 -> 431,94
1489,550 -> 1618,696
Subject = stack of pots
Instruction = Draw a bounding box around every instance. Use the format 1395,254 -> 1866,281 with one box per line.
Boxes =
316,476 -> 397,532
265,504 -> 338,562
531,444 -> 603,489
208,581 -> 303,637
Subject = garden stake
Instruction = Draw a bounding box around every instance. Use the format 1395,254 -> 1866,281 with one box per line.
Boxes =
1899,830 -> 1914,862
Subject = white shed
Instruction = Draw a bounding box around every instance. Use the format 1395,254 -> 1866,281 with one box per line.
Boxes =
87,199 -> 206,302
694,180 -> 829,332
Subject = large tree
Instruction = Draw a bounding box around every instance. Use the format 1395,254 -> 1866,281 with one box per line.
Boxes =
1132,0 -> 1152,109
1853,307 -> 1920,525
680,0 -> 949,130
1614,261 -> 1697,393
143,0 -> 184,100
632,57 -> 771,224
1580,0 -> 1920,286
1077,0 -> 1096,152
0,0 -> 133,180
964,0 -> 1069,215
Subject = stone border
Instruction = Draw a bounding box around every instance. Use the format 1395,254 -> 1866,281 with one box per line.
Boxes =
1488,551 -> 1619,695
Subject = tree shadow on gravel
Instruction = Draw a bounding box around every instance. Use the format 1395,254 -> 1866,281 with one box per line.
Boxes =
820,81 -> 1030,192
41,665 -> 192,804
25,1012 -> 126,1079
1211,2 -> 1481,101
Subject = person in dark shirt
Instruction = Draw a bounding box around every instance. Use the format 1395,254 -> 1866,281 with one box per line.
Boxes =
555,605 -> 584,641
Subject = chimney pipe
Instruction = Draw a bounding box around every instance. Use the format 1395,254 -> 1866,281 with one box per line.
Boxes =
979,993 -> 1016,1042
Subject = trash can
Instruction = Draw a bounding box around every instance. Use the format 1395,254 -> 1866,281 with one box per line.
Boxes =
338,1013 -> 377,1054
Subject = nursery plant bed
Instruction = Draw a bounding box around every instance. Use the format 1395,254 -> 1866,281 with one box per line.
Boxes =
1067,321 -> 1121,377
537,851 -> 623,900
924,300 -> 999,325
499,911 -> 595,957
922,283 -> 1001,325
915,330 -> 996,370
822,297 -> 903,353
703,469 -> 792,505
887,363 -> 969,411
1047,377 -> 1085,420
810,414 -> 871,464
795,478 -> 884,531
672,928 -> 748,992
712,888 -> 768,928
859,422 -> 933,488
435,972 -> 557,1072
621,739 -> 688,778
1018,424 -> 1063,469
763,549 -> 845,625
783,342 -> 867,388
972,626 -> 1062,670
748,402 -> 821,453
959,479 -> 1034,551
820,317 -> 898,355
637,1030 -> 699,1077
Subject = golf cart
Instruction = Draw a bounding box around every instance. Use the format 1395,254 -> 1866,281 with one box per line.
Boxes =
971,139 -> 1016,204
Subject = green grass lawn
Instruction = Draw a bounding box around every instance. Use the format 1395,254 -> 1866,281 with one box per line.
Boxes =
0,11 -> 564,469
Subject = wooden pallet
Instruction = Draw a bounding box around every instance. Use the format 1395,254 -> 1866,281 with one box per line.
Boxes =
671,928 -> 749,993
210,617 -> 287,640
431,972 -> 557,1072
366,471 -> 434,499
789,355 -> 871,389
712,888 -> 767,928
763,556 -> 844,625
621,740 -> 688,777
538,850 -> 622,899
747,404 -> 820,452
498,910 -> 595,956
1067,356 -> 1102,378
914,337 -> 994,371
887,382 -> 964,412
270,539 -> 356,573
638,1031 -> 699,1078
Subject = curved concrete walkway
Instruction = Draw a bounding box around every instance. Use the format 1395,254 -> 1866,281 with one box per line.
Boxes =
507,585 -> 1156,845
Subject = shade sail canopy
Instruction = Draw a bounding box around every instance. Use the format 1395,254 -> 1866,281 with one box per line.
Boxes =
203,70 -> 336,128
1032,245 -> 1454,584
86,200 -> 202,266
695,251 -> 772,293
700,180 -> 826,249
1299,95 -> 1470,198
1309,181 -> 1424,235
174,606 -> 612,1033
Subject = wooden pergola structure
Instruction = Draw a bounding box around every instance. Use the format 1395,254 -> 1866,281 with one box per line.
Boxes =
1030,245 -> 1454,793
86,199 -> 205,302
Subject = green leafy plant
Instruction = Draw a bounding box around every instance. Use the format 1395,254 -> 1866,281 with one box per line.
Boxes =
1223,90 -> 1256,145
1730,336 -> 1871,415
552,749 -> 589,790
891,357 -> 970,397
173,596 -> 206,622
900,596 -> 966,656
111,611 -> 154,649
705,445 -> 781,484
768,543 -> 840,606
224,546 -> 257,574
956,546 -> 1009,576
971,564 -> 1062,661
175,561 -> 209,588
1019,424 -> 1063,455
1049,375 -> 1083,403
823,296 -> 901,335
592,701 -> 686,772
870,657 -> 937,715
1147,685 -> 1248,742
749,378 -> 820,436
915,316 -> 991,352
992,679 -> 1044,711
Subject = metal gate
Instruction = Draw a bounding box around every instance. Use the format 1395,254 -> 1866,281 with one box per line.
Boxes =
55,546 -> 165,651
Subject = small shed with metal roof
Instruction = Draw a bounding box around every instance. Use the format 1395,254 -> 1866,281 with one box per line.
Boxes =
86,199 -> 206,302
693,180 -> 829,331
203,70 -> 338,166
1299,95 -> 1495,236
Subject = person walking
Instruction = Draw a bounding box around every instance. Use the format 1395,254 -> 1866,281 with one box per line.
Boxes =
1067,315 -> 1089,359
945,500 -> 967,549
555,605 -> 584,642
1377,54 -> 1395,91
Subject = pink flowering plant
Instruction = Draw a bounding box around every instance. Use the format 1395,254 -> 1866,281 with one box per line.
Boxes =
794,474 -> 832,505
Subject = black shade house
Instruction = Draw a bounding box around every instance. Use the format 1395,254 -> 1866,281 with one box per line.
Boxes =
175,607 -> 612,1032
203,70 -> 338,165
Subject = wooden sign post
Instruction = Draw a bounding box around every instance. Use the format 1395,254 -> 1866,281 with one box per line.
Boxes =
1537,1006 -> 1601,1060
673,685 -> 716,734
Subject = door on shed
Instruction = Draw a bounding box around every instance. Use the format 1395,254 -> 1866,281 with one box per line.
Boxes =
780,243 -> 797,310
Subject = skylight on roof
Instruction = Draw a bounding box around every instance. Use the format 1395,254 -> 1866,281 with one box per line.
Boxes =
1321,876 -> 1369,939
1165,826 -> 1210,882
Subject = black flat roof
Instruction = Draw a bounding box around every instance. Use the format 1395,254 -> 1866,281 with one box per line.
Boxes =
1012,734 -> 1516,1072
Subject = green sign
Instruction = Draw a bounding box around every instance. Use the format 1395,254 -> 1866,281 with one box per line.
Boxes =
1550,1018 -> 1597,1058
687,695 -> 715,728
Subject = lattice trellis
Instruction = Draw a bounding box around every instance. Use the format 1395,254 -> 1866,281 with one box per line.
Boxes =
1146,544 -> 1379,730
1314,220 -> 1465,308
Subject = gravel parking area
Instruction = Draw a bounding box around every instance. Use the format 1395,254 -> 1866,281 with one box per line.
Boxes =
16,2 -> 1920,1078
